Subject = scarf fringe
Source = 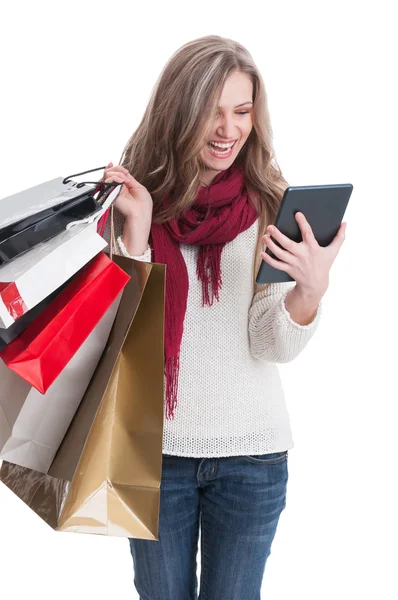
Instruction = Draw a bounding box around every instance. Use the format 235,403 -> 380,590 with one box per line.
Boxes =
165,353 -> 181,421
197,245 -> 223,306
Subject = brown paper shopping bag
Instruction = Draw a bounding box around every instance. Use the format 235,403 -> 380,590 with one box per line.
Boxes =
0,255 -> 166,539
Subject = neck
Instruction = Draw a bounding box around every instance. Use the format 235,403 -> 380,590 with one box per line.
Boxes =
199,167 -> 222,187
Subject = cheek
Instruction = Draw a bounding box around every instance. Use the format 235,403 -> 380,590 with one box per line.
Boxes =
239,119 -> 253,144
243,121 -> 253,139
199,146 -> 211,165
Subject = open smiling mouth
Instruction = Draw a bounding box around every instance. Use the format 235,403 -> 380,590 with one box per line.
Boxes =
206,140 -> 237,157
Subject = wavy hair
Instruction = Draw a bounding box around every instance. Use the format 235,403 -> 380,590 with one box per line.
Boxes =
119,35 -> 289,291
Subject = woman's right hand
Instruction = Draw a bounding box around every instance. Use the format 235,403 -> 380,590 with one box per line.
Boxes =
102,162 -> 153,256
102,162 -> 153,221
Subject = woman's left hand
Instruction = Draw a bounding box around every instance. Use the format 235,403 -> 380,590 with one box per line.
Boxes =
261,212 -> 347,298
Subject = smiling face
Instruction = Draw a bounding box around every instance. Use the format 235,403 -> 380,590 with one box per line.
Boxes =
199,70 -> 254,186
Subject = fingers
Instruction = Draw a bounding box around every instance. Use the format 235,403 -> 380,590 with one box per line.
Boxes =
104,164 -> 129,178
336,222 -> 347,239
260,249 -> 292,274
329,222 -> 347,250
99,162 -> 114,182
104,176 -> 125,184
262,234 -> 298,266
104,164 -> 139,184
294,212 -> 317,246
103,168 -> 144,198
266,224 -> 300,254
103,163 -> 131,187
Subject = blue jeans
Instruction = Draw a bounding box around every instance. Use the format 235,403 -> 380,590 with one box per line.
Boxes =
129,450 -> 289,600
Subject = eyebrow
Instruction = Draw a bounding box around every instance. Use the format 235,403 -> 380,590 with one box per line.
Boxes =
217,101 -> 254,109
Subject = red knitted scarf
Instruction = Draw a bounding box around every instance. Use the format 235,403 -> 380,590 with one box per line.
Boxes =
150,161 -> 258,420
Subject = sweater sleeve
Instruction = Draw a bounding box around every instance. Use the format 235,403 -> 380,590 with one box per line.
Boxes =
248,282 -> 322,363
101,208 -> 152,262
116,236 -> 152,262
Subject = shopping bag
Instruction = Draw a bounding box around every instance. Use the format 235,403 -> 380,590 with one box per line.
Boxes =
0,222 -> 107,329
0,166 -> 122,265
0,192 -> 103,265
0,252 -> 130,393
0,278 -> 71,350
0,255 -> 166,539
0,176 -> 96,230
0,297 -> 120,473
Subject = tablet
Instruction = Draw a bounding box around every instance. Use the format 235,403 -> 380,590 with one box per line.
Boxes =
256,183 -> 353,284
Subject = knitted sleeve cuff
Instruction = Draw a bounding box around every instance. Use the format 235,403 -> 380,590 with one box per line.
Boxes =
116,236 -> 152,262
248,283 -> 322,363
279,287 -> 323,331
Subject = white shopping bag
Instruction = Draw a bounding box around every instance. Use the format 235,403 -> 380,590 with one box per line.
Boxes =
0,297 -> 120,473
0,177 -> 97,229
0,222 -> 107,328
0,167 -> 122,231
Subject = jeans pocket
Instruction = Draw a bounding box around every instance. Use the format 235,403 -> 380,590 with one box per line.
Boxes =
242,450 -> 288,465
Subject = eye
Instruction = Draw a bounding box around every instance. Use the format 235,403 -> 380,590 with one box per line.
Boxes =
236,111 -> 250,115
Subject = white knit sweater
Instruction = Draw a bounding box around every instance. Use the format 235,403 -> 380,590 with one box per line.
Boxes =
106,216 -> 322,458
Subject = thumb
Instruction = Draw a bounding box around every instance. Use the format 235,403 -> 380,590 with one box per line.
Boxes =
329,222 -> 346,250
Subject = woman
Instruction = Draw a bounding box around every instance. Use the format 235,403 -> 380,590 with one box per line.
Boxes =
103,35 -> 345,600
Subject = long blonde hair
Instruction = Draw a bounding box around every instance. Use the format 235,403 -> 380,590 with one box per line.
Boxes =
119,35 -> 289,292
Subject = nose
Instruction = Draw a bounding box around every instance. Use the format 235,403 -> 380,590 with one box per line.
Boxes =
216,113 -> 238,140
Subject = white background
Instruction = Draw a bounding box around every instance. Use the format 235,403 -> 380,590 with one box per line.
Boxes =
0,0 -> 397,598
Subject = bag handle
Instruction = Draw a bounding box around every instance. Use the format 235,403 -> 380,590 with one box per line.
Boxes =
64,166 -> 123,229
109,204 -> 116,261
63,166 -> 122,204
63,166 -> 118,188
63,166 -> 118,259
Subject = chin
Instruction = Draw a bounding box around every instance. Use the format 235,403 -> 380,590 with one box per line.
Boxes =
201,153 -> 239,172
203,158 -> 233,170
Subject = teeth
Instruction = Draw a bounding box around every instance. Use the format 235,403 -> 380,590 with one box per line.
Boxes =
208,145 -> 230,155
209,141 -> 235,148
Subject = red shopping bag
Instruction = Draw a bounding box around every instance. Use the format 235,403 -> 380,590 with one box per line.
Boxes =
0,252 -> 130,393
